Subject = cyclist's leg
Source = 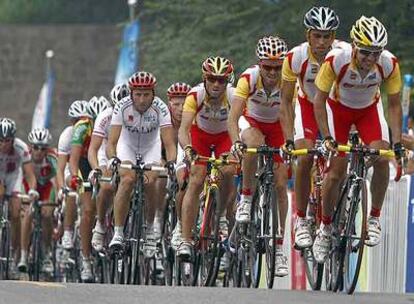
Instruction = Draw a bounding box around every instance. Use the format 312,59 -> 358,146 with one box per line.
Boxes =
357,101 -> 390,246
237,118 -> 265,223
18,204 -> 32,272
171,165 -> 188,249
62,167 -> 76,249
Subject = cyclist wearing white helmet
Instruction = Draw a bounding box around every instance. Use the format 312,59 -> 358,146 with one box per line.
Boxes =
89,84 -> 129,252
228,36 -> 290,277
0,118 -> 38,276
312,16 -> 403,263
56,100 -> 90,255
18,128 -> 57,274
107,71 -> 177,256
177,57 -> 236,264
279,6 -> 347,251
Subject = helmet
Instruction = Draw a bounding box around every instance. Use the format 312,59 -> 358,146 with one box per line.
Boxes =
350,16 -> 387,49
202,56 -> 234,81
110,83 -> 129,105
88,96 -> 111,119
256,36 -> 288,61
167,82 -> 192,98
89,96 -> 99,104
128,71 -> 157,90
304,7 -> 340,31
28,128 -> 52,146
68,100 -> 90,119
0,118 -> 16,139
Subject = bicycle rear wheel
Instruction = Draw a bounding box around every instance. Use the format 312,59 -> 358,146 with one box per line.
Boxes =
249,194 -> 262,288
342,179 -> 367,294
29,230 -> 42,281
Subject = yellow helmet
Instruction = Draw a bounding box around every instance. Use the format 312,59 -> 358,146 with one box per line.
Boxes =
202,56 -> 234,82
350,16 -> 387,49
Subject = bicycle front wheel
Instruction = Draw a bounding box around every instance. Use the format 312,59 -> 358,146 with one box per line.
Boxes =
0,224 -> 11,280
343,179 -> 367,294
263,188 -> 277,289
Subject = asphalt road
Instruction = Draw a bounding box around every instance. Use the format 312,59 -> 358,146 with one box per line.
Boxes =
0,281 -> 413,304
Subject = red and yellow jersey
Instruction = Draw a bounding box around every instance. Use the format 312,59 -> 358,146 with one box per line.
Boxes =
234,65 -> 281,123
315,47 -> 401,109
282,40 -> 351,103
183,83 -> 234,134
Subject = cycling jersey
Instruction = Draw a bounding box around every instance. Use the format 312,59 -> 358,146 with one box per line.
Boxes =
71,118 -> 93,157
111,96 -> 171,163
32,151 -> 57,186
183,83 -> 234,134
58,126 -> 73,156
234,65 -> 281,123
0,138 -> 30,195
93,107 -> 113,167
315,47 -> 401,109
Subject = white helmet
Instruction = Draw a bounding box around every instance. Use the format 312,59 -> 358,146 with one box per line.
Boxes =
88,96 -> 111,119
110,83 -> 129,105
304,7 -> 340,31
68,100 -> 90,119
28,128 -> 52,146
350,16 -> 387,49
0,118 -> 16,139
256,36 -> 288,61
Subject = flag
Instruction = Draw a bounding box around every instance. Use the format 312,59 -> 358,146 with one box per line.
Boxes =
114,20 -> 140,85
31,70 -> 55,130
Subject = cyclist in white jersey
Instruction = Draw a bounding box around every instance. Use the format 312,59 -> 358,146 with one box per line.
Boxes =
89,83 -> 129,252
107,71 -> 177,253
0,118 -> 38,270
279,6 -> 342,249
56,100 -> 90,251
165,82 -> 192,249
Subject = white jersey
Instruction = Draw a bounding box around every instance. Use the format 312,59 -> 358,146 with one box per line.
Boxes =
93,107 -> 113,167
111,96 -> 172,163
0,138 -> 30,194
58,126 -> 73,156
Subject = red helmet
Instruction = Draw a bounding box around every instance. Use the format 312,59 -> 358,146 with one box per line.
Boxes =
167,82 -> 192,97
128,71 -> 157,90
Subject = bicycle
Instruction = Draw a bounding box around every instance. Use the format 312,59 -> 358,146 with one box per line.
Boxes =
110,154 -> 167,286
0,193 -> 18,280
326,131 -> 403,294
20,194 -> 58,281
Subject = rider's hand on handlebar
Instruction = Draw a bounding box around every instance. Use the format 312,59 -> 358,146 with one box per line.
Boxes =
107,156 -> 121,171
230,140 -> 246,161
393,142 -> 406,161
322,136 -> 338,155
28,188 -> 40,200
88,168 -> 102,185
165,160 -> 176,177
184,145 -> 198,163
69,175 -> 82,191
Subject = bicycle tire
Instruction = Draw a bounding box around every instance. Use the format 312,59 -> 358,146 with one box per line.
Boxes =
249,192 -> 262,288
0,224 -> 11,280
263,187 -> 276,289
30,229 -> 42,281
343,179 -> 367,294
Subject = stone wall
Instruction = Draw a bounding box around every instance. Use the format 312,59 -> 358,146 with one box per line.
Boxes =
0,25 -> 121,142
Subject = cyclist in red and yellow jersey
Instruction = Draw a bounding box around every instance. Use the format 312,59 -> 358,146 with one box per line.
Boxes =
312,16 -> 404,263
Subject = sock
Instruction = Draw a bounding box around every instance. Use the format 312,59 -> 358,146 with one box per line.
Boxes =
321,215 -> 332,226
95,220 -> 105,233
114,226 -> 124,237
296,210 -> 306,218
370,207 -> 381,218
320,222 -> 332,234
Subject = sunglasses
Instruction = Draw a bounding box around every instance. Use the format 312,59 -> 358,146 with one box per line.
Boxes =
357,47 -> 382,58
33,145 -> 48,151
261,64 -> 282,72
206,76 -> 227,84
0,138 -> 13,143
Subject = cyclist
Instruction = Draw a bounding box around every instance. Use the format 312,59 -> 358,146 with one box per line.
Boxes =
0,118 -> 38,274
312,16 -> 404,263
18,128 -> 57,274
177,56 -> 236,260
68,96 -> 110,282
228,36 -> 290,277
89,83 -> 129,252
107,71 -> 177,255
166,82 -> 193,250
279,6 -> 344,250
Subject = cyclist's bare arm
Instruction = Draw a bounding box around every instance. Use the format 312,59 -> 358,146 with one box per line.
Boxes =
106,125 -> 121,159
56,154 -> 68,189
279,80 -> 296,141
313,88 -> 331,138
88,134 -> 103,170
178,111 -> 195,148
23,161 -> 37,190
227,96 -> 246,143
388,92 -> 403,144
69,145 -> 82,177
161,126 -> 177,162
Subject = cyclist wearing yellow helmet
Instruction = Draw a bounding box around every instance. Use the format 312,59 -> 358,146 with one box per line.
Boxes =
279,6 -> 348,251
312,16 -> 404,263
228,35 -> 290,277
177,56 -> 236,264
